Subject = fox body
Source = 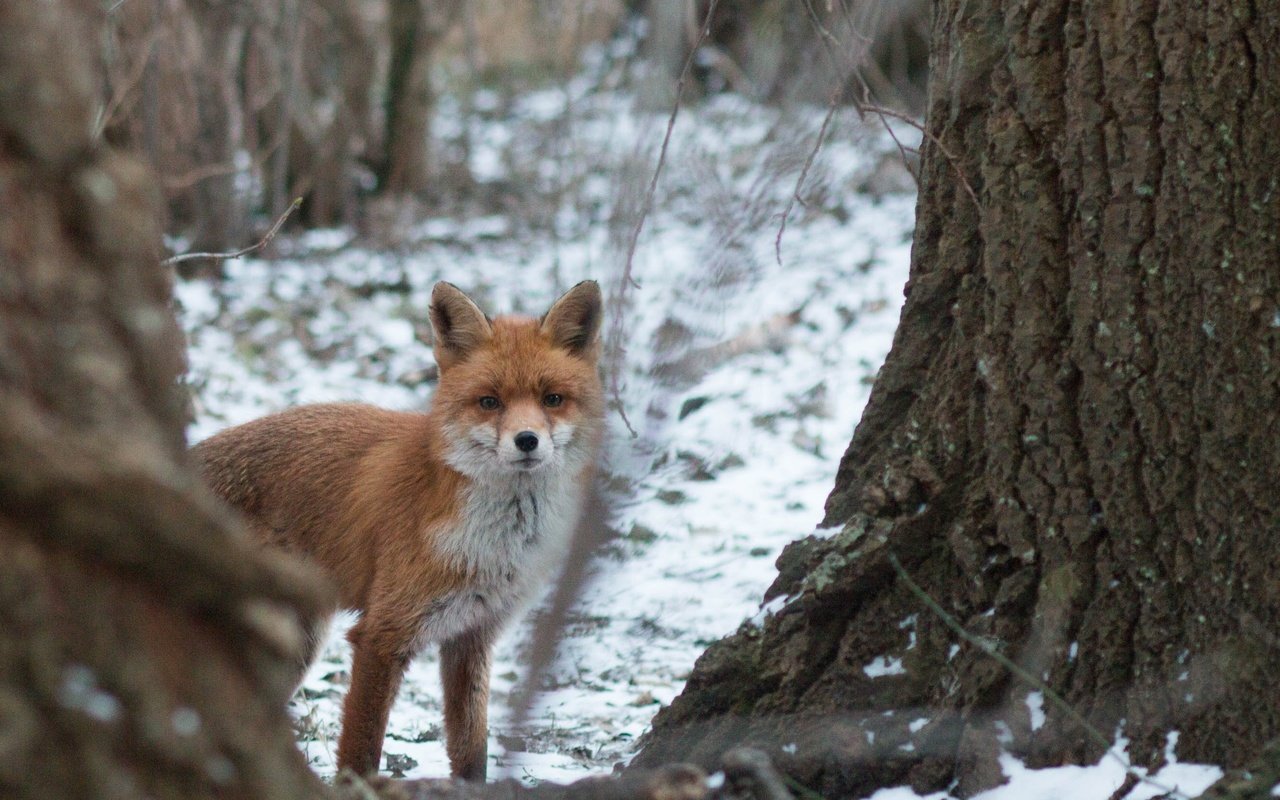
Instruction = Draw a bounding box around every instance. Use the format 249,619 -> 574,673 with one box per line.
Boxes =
192,281 -> 605,779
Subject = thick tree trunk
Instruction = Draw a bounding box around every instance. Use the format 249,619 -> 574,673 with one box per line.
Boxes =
0,3 -> 331,798
637,0 -> 1280,797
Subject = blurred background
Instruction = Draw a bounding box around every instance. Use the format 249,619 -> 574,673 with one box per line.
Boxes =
97,0 -> 927,257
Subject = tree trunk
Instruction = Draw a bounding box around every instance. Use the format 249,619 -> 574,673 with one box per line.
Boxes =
187,0 -> 247,256
636,0 -> 1280,797
0,3 -> 331,798
293,0 -> 379,228
380,0 -> 449,197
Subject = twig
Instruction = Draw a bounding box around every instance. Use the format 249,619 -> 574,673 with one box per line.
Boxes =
107,0 -> 131,13
162,110 -> 293,192
855,99 -> 979,210
777,0 -> 980,247
162,198 -> 302,266
775,94 -> 839,266
886,552 -> 1187,800
94,30 -> 160,142
606,0 -> 721,440
618,0 -> 719,292
768,2 -> 845,268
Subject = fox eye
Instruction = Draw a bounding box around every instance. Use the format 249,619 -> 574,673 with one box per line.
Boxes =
543,393 -> 564,408
478,396 -> 500,410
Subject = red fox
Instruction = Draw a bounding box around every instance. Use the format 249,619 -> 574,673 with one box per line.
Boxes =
192,281 -> 605,780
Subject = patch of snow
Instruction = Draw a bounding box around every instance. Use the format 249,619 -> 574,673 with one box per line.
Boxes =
994,721 -> 1013,746
749,593 -> 793,627
900,614 -> 918,649
1026,692 -> 1045,732
862,734 -> 1222,800
864,656 -> 906,678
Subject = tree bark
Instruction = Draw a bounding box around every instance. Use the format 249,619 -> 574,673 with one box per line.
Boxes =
636,0 -> 1280,796
0,2 -> 331,798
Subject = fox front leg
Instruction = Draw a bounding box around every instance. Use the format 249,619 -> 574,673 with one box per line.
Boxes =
440,624 -> 496,781
336,616 -> 414,776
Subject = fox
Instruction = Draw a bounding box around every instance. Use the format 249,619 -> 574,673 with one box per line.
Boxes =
191,280 -> 605,780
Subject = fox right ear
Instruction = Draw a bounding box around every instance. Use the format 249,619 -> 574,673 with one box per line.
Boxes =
541,280 -> 603,360
429,282 -> 492,372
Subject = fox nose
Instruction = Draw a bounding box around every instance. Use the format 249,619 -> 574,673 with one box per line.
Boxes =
514,431 -> 539,453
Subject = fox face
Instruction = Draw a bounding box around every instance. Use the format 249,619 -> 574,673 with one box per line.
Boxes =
428,282 -> 604,481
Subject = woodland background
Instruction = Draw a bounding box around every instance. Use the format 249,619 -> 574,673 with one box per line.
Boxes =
3,1 -> 1279,800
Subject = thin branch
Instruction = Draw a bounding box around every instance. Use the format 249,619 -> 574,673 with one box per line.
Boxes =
775,94 -> 839,266
163,110 -> 292,192
162,198 -> 302,266
107,0 -> 131,13
94,21 -> 160,141
606,0 -> 720,440
856,99 -> 979,210
618,0 -> 719,294
775,0 -> 900,268
887,553 -> 1188,800
775,0 -> 980,263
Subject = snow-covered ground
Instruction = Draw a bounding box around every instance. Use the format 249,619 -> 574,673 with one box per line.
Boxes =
176,58 -> 1222,800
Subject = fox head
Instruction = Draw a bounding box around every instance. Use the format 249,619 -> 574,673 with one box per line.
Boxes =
428,281 -> 605,478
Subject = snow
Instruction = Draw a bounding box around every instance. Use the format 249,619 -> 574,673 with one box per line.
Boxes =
864,656 -> 908,679
1026,692 -> 1045,732
975,737 -> 1221,800
176,53 -> 1226,800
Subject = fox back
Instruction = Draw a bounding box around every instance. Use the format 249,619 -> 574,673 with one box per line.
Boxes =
191,280 -> 605,780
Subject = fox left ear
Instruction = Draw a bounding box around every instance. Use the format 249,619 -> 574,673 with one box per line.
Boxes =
541,280 -> 603,359
430,282 -> 493,372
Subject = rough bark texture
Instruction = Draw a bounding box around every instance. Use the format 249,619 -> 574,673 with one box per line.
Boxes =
0,2 -> 331,798
637,0 -> 1280,797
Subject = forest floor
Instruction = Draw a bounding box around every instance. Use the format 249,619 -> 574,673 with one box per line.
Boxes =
177,52 -> 1222,800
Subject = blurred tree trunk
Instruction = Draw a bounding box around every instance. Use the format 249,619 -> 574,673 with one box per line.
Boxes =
187,0 -> 247,255
380,0 -> 460,197
295,0 -> 379,227
0,3 -> 331,799
637,0 -> 1280,797
266,0 -> 303,220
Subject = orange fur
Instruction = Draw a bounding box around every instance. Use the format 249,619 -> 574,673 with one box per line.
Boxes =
192,281 -> 605,779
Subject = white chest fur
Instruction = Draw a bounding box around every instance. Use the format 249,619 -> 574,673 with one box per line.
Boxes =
418,471 -> 583,645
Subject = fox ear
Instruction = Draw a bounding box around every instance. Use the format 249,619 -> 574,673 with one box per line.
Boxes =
430,282 -> 492,371
541,280 -> 603,359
